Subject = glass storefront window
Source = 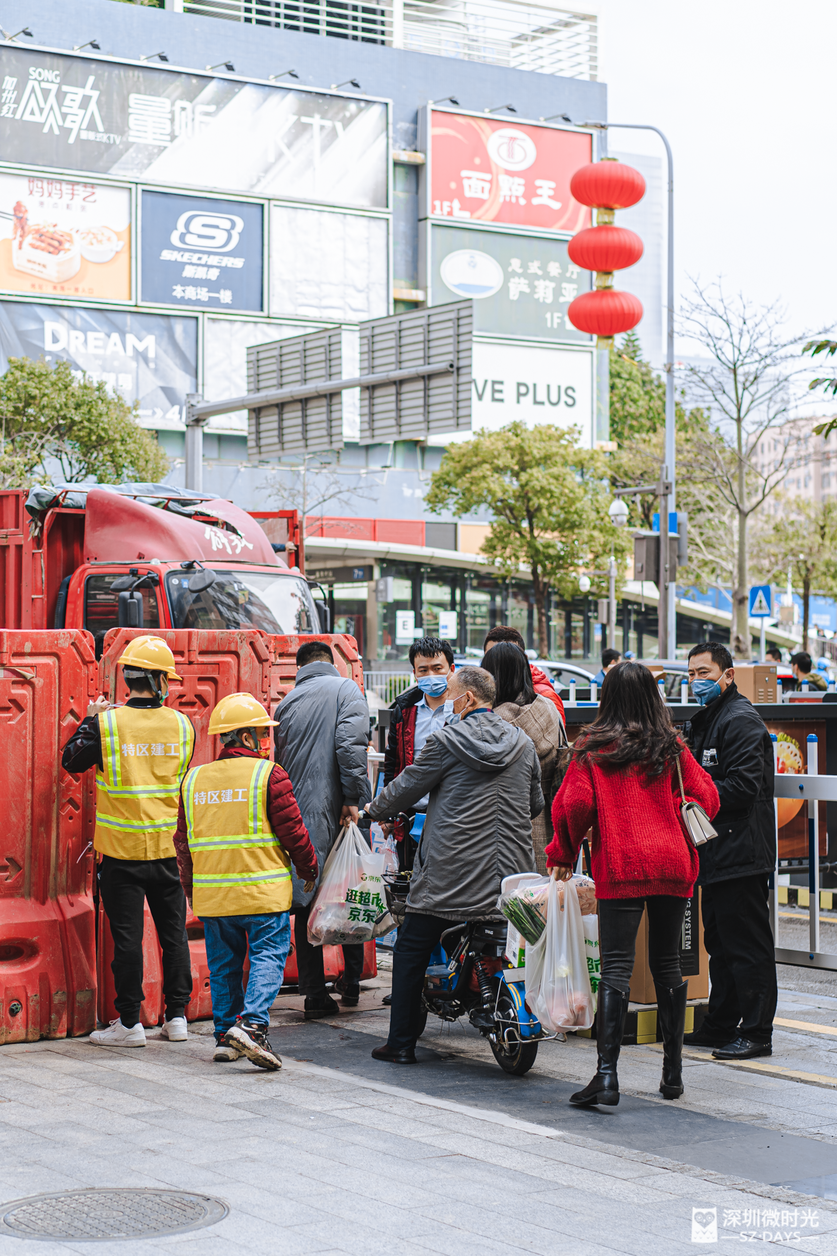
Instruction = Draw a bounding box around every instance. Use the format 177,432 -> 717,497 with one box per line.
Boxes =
331,582 -> 368,656
378,565 -> 417,662
422,577 -> 456,642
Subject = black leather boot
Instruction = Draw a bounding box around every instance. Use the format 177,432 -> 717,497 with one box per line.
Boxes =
570,982 -> 630,1108
655,981 -> 688,1099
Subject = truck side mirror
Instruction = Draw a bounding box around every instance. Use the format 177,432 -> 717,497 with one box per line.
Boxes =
118,590 -> 144,629
316,602 -> 331,633
188,569 -> 216,593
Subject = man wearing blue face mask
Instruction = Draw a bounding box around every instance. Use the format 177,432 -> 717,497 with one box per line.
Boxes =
682,642 -> 776,1060
382,637 -> 456,872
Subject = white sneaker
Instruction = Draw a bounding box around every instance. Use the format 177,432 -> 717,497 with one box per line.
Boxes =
213,1042 -> 244,1062
161,1017 -> 188,1042
89,1019 -> 147,1048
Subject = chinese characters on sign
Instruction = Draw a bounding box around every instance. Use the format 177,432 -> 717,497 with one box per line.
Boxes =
428,111 -> 592,233
431,225 -> 591,343
0,47 -> 388,208
140,191 -> 263,312
0,171 -> 131,301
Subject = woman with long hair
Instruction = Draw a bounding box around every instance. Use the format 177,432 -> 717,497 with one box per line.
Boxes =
481,643 -> 565,874
546,661 -> 719,1109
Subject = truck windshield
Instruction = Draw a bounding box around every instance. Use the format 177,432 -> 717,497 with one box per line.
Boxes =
166,569 -> 316,634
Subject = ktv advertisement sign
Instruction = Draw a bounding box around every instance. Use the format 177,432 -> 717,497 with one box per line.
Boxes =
0,171 -> 131,301
470,341 -> 593,445
428,111 -> 591,233
0,300 -> 197,427
141,191 -> 263,312
430,224 -> 591,343
0,46 -> 388,208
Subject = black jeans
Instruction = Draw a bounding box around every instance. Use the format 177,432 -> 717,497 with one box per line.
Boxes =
701,874 -> 777,1043
387,911 -> 452,1051
293,901 -> 364,998
597,895 -> 688,993
98,855 -> 192,1027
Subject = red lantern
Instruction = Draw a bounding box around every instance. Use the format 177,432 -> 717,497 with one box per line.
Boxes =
570,161 -> 646,210
567,289 -> 643,338
567,225 -> 643,273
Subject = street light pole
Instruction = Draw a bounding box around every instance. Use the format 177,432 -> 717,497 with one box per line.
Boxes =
582,119 -> 676,657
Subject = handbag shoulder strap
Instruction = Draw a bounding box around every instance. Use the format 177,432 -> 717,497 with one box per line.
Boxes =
675,755 -> 687,805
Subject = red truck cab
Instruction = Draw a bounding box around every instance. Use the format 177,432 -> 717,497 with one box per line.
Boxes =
0,486 -> 323,652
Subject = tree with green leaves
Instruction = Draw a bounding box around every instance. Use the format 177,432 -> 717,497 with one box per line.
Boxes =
803,339 -> 837,439
756,497 -> 837,653
0,356 -> 169,487
425,422 -> 629,657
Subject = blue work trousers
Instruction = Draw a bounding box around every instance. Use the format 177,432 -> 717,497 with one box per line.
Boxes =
201,912 -> 291,1043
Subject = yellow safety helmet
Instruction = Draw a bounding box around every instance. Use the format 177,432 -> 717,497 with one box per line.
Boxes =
208,692 -> 277,735
117,635 -> 181,681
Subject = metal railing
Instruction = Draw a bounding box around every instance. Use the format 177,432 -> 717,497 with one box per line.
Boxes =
182,0 -> 598,77
365,670 -> 414,705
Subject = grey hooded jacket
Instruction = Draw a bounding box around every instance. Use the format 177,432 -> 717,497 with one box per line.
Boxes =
274,661 -> 372,909
368,709 -> 543,921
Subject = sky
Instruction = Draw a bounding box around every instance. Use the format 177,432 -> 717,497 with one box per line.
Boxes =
592,1 -> 836,372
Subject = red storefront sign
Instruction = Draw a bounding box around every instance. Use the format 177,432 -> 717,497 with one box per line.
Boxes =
429,111 -> 592,233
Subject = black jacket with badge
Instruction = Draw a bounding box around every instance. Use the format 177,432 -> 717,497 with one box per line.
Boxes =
683,681 -> 774,885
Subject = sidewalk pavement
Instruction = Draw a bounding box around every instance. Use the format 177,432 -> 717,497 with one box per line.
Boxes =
2,969 -> 837,1255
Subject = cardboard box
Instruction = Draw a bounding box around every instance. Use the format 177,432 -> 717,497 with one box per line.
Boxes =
734,664 -> 777,704
628,891 -> 708,1004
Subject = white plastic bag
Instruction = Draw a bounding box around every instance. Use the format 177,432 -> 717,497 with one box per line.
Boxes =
524,877 -> 594,1032
307,822 -> 396,946
582,913 -> 600,1014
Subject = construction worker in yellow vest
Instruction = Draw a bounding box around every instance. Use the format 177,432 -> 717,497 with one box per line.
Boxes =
173,693 -> 318,1071
62,635 -> 195,1049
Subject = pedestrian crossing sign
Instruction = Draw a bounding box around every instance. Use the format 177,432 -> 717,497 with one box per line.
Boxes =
749,585 -> 772,617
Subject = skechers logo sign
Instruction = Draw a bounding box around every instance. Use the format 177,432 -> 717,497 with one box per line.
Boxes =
170,211 -> 244,252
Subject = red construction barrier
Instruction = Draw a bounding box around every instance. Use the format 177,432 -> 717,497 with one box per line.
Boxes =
0,629 -> 98,1043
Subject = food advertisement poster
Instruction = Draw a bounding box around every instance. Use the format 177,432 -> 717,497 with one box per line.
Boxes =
0,47 -> 388,208
0,172 -> 130,301
767,720 -> 827,859
429,111 -> 592,233
0,301 -> 197,428
140,190 -> 263,312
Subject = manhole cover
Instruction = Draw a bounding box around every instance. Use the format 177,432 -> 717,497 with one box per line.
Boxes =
0,1189 -> 228,1242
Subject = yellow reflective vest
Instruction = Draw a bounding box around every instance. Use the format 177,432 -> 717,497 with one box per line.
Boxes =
95,705 -> 195,861
182,757 -> 292,917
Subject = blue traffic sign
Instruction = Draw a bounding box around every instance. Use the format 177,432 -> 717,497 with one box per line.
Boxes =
749,585 -> 772,618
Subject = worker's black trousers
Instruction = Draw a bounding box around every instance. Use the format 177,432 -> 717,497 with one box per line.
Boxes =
98,855 -> 193,1028
293,900 -> 364,998
700,873 -> 777,1044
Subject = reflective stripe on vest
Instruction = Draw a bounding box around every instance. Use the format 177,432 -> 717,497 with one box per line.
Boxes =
95,706 -> 195,861
184,757 -> 292,917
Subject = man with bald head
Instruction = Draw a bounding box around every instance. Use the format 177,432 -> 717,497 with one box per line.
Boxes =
364,666 -> 543,1064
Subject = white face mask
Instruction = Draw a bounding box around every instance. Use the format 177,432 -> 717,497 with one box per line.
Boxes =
452,693 -> 471,721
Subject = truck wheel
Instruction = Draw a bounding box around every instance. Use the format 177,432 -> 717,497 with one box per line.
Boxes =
489,980 -> 538,1076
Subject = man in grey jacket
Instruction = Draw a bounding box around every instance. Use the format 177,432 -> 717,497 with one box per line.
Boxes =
365,665 -> 542,1063
274,640 -> 372,1018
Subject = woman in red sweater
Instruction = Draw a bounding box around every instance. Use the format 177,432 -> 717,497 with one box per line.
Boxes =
545,661 -> 718,1109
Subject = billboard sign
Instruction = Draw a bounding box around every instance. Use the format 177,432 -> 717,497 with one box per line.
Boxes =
0,301 -> 197,427
430,224 -> 591,343
0,46 -> 388,208
428,110 -> 591,233
141,190 -> 263,312
0,171 -> 131,302
470,340 -> 594,445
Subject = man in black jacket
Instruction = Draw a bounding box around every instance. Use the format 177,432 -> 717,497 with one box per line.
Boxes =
683,641 -> 777,1059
